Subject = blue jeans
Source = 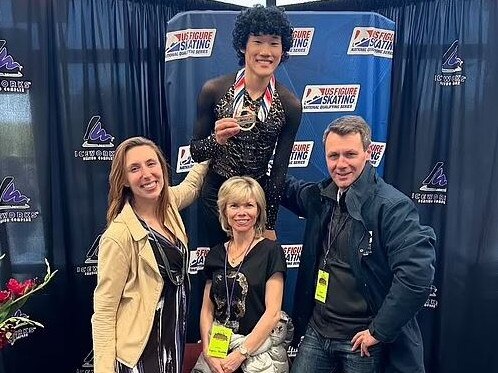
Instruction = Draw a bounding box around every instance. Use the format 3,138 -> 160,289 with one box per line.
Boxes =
291,324 -> 383,373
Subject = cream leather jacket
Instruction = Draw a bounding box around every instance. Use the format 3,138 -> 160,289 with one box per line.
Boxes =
91,162 -> 207,373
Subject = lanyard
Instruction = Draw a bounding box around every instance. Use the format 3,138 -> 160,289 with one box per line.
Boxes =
322,208 -> 350,268
223,237 -> 255,325
145,222 -> 186,287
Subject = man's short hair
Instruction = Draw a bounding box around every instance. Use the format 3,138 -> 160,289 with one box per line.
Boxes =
322,115 -> 372,151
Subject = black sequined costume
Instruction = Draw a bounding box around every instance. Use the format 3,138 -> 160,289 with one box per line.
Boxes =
190,73 -> 301,244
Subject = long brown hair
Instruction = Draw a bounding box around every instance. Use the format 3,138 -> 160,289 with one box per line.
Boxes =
106,137 -> 170,225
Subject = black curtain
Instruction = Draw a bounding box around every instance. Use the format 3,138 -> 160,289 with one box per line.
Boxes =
378,1 -> 498,372
1,0 -> 497,372
287,0 -> 498,372
0,0 -> 240,372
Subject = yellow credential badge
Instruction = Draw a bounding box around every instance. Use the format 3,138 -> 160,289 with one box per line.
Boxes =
207,324 -> 233,358
314,269 -> 329,303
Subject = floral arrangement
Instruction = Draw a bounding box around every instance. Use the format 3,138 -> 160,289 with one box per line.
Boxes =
0,254 -> 57,348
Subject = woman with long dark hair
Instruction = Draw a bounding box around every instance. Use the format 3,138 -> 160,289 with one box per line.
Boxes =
92,136 -> 207,373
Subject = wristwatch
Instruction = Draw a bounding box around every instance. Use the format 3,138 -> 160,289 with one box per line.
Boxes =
238,344 -> 250,358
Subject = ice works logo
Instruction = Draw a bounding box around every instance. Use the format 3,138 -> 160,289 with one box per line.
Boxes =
76,234 -> 101,276
0,39 -> 32,93
8,310 -> 38,345
424,284 -> 438,309
412,162 -> 447,205
434,40 -> 467,86
74,116 -> 115,161
76,350 -> 94,373
0,176 -> 39,223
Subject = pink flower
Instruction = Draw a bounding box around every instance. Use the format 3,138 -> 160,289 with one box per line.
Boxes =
6,278 -> 36,297
0,290 -> 10,304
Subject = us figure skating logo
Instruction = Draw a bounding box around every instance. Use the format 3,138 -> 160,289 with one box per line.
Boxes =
369,142 -> 386,168
0,176 -> 39,223
302,85 -> 360,112
165,29 -> 216,61
289,28 -> 314,56
348,27 -> 394,58
176,145 -> 195,173
74,116 -> 115,161
282,245 -> 302,268
0,39 -> 32,93
288,141 -> 314,167
434,40 -> 466,86
188,247 -> 210,274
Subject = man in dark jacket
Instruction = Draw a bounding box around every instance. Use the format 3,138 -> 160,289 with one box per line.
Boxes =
282,115 -> 436,373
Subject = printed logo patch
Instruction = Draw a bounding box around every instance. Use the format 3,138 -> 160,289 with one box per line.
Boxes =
289,28 -> 314,56
0,176 -> 39,223
347,27 -> 394,58
289,141 -> 314,167
176,145 -> 195,173
369,142 -> 386,167
188,247 -> 210,274
74,116 -> 115,161
412,162 -> 448,205
434,40 -> 467,86
0,39 -> 32,93
302,85 -> 360,112
282,244 -> 302,268
165,29 -> 216,61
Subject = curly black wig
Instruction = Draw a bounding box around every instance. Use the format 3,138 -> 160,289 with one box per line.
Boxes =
232,5 -> 293,67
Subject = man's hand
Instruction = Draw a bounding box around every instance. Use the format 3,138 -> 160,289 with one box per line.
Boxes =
214,118 -> 240,145
351,329 -> 379,357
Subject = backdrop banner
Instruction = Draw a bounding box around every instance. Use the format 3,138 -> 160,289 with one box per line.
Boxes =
165,10 -> 394,345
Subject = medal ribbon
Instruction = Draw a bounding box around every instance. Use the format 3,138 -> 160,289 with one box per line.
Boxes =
233,68 -> 275,122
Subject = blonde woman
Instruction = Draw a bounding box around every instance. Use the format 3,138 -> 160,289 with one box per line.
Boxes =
195,176 -> 289,373
91,137 -> 207,373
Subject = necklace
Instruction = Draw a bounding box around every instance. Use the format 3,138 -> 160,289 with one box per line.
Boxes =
224,235 -> 256,325
227,236 -> 255,266
138,216 -> 186,287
